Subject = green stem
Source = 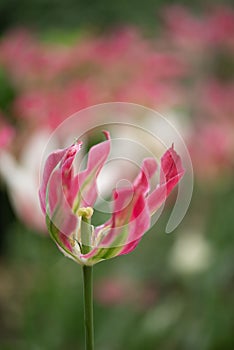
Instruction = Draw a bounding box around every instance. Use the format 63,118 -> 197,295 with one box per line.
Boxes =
82,265 -> 94,350
80,214 -> 94,350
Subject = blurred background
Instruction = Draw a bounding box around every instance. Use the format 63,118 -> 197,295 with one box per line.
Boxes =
0,0 -> 234,349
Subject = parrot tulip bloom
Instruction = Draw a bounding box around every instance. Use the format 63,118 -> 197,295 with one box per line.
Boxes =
39,132 -> 184,266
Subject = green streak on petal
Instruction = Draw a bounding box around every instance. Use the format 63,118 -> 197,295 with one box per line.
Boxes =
46,213 -> 81,264
73,165 -> 100,213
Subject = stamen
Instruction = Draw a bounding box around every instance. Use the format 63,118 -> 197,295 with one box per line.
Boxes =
77,207 -> 94,219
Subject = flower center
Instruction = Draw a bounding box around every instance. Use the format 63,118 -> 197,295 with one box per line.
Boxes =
77,207 -> 94,220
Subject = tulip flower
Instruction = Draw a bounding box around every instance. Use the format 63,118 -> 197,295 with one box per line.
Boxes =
39,131 -> 184,349
39,131 -> 184,264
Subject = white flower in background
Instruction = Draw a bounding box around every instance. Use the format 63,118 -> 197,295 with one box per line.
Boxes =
0,130 -> 56,232
169,229 -> 213,274
146,108 -> 191,141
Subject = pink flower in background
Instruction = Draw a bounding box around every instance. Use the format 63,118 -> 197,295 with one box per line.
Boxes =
13,82 -> 98,130
188,80 -> 234,183
200,81 -> 234,122
207,6 -> 234,49
95,277 -> 136,306
0,29 -> 48,86
189,123 -> 234,182
0,25 -> 188,133
0,4 -> 233,235
163,5 -> 234,51
39,132 -> 184,265
162,5 -> 208,50
0,118 -> 15,150
94,276 -> 158,308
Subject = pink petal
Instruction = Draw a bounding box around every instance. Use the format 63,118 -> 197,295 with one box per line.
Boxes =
61,142 -> 82,207
39,148 -> 68,214
81,158 -> 157,262
133,157 -> 158,194
96,159 -> 154,251
147,145 -> 185,214
47,168 -> 78,237
160,144 -> 183,185
39,141 -> 82,213
75,131 -> 110,208
118,158 -> 157,254
118,192 -> 150,256
117,238 -> 141,256
81,186 -> 150,262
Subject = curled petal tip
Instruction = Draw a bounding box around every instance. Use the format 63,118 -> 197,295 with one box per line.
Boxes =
102,130 -> 110,140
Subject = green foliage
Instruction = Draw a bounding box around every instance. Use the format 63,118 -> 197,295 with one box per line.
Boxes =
0,0 -> 230,34
0,69 -> 15,116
